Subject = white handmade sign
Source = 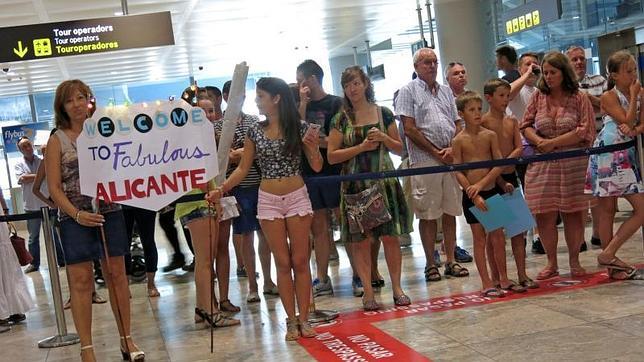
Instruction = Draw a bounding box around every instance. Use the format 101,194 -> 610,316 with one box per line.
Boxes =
77,100 -> 218,211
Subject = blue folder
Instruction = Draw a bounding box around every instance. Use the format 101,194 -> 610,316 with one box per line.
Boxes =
468,194 -> 515,233
501,190 -> 536,237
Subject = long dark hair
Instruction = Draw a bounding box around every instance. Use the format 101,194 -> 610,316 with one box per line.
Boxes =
340,66 -> 375,124
536,51 -> 579,95
256,77 -> 302,156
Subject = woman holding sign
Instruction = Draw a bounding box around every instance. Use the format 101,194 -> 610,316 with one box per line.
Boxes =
45,80 -> 144,361
207,77 -> 323,341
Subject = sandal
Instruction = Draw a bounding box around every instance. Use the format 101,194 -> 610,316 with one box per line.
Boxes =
597,256 -> 633,272
299,320 -> 317,338
92,292 -> 107,304
219,299 -> 241,313
424,266 -> 442,282
570,267 -> 586,278
362,298 -> 380,311
393,294 -> 411,306
519,278 -> 539,289
609,267 -> 638,280
444,262 -> 469,278
211,312 -> 240,327
481,288 -> 505,298
263,284 -> 279,296
536,267 -> 559,280
285,317 -> 300,341
499,280 -> 527,293
147,288 -> 160,298
246,292 -> 260,303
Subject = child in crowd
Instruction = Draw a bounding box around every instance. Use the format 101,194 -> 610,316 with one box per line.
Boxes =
482,79 -> 537,290
451,91 -> 514,297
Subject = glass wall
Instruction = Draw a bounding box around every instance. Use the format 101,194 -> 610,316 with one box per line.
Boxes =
496,0 -> 643,72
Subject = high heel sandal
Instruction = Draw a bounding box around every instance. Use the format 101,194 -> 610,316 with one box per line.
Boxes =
194,308 -> 240,327
120,335 -> 145,361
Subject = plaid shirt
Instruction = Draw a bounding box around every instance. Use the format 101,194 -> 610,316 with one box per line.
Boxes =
395,78 -> 459,165
578,74 -> 606,97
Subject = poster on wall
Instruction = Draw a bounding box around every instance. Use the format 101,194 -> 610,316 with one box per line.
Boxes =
1,121 -> 50,153
77,101 -> 218,211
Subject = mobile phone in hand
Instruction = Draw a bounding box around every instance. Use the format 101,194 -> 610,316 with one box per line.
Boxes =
304,123 -> 321,139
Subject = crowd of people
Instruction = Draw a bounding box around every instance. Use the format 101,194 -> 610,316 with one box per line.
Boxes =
0,43 -> 642,360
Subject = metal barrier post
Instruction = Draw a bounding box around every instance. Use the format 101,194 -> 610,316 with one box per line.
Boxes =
38,206 -> 80,348
638,134 -> 644,252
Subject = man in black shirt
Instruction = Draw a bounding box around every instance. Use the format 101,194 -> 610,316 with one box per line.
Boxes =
496,45 -> 521,83
296,59 -> 343,297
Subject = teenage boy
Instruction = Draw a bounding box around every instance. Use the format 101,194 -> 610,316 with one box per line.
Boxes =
296,59 -> 343,297
482,79 -> 538,290
452,91 -> 521,297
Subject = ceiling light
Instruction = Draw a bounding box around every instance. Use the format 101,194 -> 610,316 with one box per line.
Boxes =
114,11 -> 123,16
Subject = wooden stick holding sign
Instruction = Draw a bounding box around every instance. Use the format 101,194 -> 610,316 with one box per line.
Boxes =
216,62 -> 249,184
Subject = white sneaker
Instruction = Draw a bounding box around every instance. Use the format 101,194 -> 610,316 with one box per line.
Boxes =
246,292 -> 260,303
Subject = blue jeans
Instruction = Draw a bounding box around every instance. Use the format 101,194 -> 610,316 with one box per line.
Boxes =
26,209 -> 65,267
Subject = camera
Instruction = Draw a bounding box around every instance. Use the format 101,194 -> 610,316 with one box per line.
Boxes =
198,66 -> 204,71
532,67 -> 541,75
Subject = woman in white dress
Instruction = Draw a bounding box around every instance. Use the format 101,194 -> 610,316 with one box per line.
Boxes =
0,188 -> 34,333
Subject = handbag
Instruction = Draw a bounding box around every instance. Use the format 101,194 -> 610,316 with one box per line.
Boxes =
8,223 -> 33,266
343,107 -> 392,234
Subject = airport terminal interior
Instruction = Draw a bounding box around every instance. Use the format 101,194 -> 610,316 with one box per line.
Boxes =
1,0 -> 644,361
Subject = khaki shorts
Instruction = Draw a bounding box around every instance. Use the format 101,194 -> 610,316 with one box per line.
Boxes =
410,158 -> 462,220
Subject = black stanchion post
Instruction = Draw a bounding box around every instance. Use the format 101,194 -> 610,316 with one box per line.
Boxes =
38,206 -> 80,348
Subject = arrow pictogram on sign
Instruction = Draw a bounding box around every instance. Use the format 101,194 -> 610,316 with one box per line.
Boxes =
13,41 -> 28,58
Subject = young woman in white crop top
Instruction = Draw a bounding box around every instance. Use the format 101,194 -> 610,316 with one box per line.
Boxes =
207,77 -> 322,341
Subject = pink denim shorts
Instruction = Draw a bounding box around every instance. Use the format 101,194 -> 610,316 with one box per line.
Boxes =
257,186 -> 313,220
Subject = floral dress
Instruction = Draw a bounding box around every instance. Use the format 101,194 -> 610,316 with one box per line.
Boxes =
520,91 -> 596,214
331,106 -> 412,243
585,88 -> 643,196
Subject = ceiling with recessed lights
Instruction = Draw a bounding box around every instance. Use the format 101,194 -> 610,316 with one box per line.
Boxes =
0,0 -> 424,97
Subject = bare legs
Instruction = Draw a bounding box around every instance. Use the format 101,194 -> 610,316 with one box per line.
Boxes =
187,217 -> 219,313
311,210 -> 331,282
69,256 -> 139,362
597,194 -> 644,275
260,215 -> 313,323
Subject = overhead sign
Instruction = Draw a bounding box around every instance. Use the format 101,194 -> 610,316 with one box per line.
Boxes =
503,0 -> 562,36
410,39 -> 428,55
1,122 -> 50,153
0,12 -> 174,63
77,101 -> 218,211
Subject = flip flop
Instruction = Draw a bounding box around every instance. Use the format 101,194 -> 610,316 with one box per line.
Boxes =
481,288 -> 505,298
519,278 -> 539,289
536,267 -> 559,280
597,256 -> 633,271
499,281 -> 527,293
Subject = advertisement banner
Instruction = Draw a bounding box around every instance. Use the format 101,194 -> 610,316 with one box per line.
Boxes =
1,121 -> 50,153
77,101 -> 218,211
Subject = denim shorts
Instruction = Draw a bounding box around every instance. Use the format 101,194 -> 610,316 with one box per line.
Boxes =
305,178 -> 341,210
59,210 -> 129,265
257,186 -> 313,220
179,207 -> 215,228
231,186 -> 261,234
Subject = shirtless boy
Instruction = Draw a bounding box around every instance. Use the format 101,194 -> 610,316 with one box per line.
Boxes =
483,78 -> 537,290
452,91 -> 514,297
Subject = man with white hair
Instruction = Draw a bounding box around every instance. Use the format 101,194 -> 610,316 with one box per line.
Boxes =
445,62 -> 468,97
396,48 -> 470,282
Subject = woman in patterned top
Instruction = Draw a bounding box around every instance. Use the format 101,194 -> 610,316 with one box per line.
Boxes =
207,77 -> 322,341
45,80 -> 144,361
327,66 -> 413,311
520,52 -> 595,281
585,50 -> 644,279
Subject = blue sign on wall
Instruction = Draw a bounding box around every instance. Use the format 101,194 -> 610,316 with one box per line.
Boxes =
2,122 -> 50,153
